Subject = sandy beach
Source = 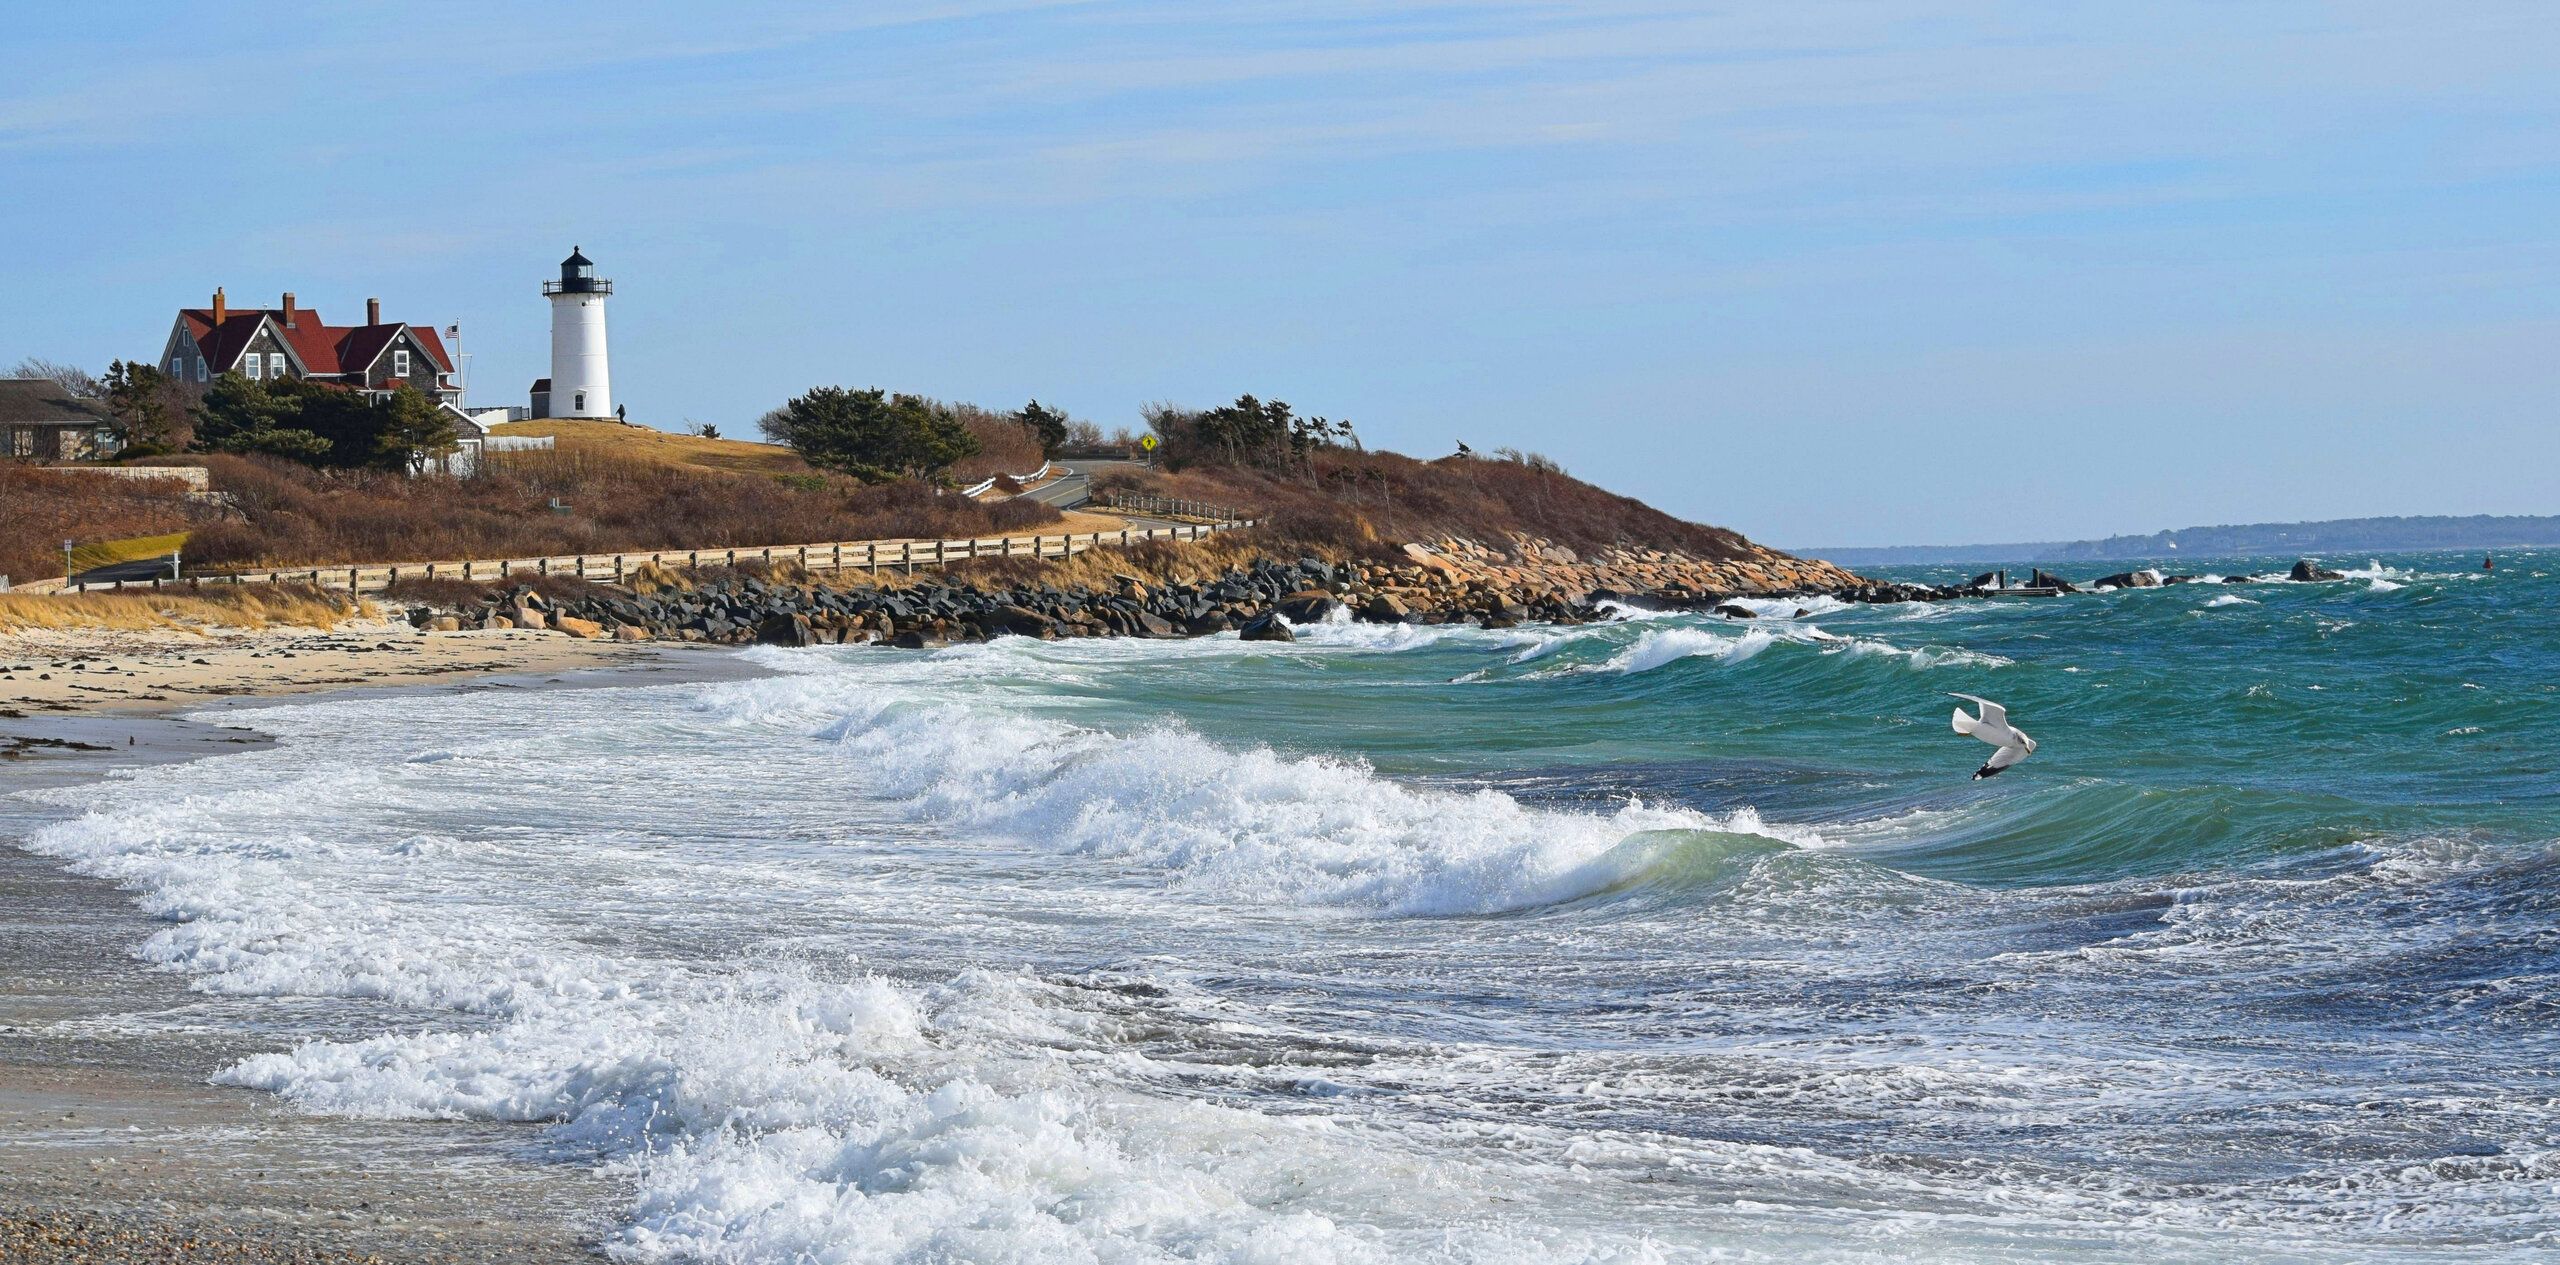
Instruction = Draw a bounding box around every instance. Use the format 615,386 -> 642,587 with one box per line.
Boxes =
0,622 -> 758,1262
1,619 -> 665,718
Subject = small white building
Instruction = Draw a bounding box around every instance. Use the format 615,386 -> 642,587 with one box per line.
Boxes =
536,247 -> 614,419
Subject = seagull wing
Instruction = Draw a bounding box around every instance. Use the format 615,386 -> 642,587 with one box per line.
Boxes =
1972,742 -> 2032,779
1948,693 -> 2007,729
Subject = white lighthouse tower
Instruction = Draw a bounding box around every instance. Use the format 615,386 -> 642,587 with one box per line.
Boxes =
541,246 -> 613,419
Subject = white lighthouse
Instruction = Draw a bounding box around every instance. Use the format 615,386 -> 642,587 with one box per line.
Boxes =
541,246 -> 613,419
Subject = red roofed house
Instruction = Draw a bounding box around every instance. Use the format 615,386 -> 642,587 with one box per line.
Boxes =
157,288 -> 459,404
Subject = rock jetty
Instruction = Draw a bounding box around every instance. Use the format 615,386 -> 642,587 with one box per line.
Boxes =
407,554 -> 1622,649
394,543 -> 2363,649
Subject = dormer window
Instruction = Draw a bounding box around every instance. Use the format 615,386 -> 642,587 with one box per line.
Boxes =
394,349 -> 410,377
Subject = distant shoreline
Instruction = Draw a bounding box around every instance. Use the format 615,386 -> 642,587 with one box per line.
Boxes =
1798,515 -> 2560,568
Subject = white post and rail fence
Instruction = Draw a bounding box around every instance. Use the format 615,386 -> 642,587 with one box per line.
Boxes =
1094,491 -> 1243,522
19,517 -> 1260,596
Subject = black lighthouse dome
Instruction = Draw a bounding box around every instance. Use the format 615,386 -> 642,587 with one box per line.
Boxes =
544,245 -> 612,296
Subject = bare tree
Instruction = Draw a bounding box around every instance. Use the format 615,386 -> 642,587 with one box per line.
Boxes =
7,356 -> 102,398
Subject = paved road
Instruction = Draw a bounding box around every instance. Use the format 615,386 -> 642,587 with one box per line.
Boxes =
1019,459 -> 1163,519
67,554 -> 182,587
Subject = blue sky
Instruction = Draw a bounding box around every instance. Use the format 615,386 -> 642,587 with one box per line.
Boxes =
4,2 -> 2554,547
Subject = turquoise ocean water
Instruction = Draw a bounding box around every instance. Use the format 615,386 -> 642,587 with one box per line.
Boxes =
18,549 -> 2556,1262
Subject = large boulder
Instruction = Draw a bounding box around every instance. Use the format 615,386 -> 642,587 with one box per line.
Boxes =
1712,603 -> 1758,620
554,616 -> 605,639
1276,590 -> 1340,623
1360,594 -> 1411,624
992,604 -> 1054,637
756,613 -> 814,647
1238,612 -> 1296,642
2289,559 -> 2346,582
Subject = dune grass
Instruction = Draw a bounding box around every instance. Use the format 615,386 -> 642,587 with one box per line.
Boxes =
0,585 -> 362,634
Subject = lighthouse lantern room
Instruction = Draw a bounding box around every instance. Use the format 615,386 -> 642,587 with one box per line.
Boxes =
539,246 -> 613,419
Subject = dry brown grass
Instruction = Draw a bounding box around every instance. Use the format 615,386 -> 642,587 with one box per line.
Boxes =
941,531 -> 1299,592
180,451 -> 1061,571
507,420 -> 812,475
0,584 -> 361,634
1118,449 -> 1767,562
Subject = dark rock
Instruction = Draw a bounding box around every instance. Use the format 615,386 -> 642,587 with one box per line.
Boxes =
1712,603 -> 1757,619
1238,612 -> 1295,642
1275,589 -> 1340,623
992,604 -> 1054,637
2289,559 -> 2346,582
1360,594 -> 1411,623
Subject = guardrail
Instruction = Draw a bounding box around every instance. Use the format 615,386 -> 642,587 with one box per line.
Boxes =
1095,491 -> 1243,522
49,519 -> 1262,595
960,461 -> 1055,498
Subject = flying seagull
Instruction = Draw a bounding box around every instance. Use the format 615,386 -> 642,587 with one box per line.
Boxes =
1949,693 -> 2036,780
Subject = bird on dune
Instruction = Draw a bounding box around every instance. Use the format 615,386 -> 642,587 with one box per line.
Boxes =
1949,693 -> 2036,780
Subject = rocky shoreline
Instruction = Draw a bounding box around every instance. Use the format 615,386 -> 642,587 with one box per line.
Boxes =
393,537 -> 2367,650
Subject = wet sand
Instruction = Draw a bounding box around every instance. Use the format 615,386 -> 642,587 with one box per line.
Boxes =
0,643 -> 767,1262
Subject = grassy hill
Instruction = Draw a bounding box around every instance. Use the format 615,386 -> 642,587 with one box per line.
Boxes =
499,420 -> 811,476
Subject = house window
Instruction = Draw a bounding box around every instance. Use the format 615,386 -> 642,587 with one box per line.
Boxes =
244,356 -> 263,380
169,356 -> 183,376
195,356 -> 206,382
269,352 -> 287,378
5,427 -> 31,458
394,349 -> 410,377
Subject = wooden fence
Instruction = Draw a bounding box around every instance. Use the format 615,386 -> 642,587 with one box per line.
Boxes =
1096,491 -> 1243,522
47,519 -> 1260,595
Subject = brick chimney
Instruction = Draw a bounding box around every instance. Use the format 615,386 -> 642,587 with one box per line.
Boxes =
212,287 -> 227,325
281,292 -> 297,328
366,296 -> 381,326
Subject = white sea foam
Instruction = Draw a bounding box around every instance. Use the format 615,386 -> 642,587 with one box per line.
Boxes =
18,686 -> 1719,1264
748,678 -> 1816,915
1572,625 -> 2009,676
2205,595 -> 2257,608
